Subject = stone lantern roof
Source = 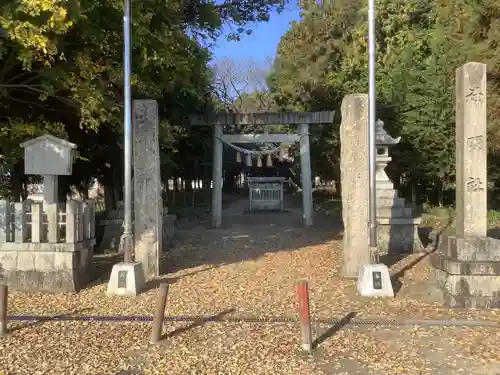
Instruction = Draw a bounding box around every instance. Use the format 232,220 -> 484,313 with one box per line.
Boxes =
375,119 -> 401,146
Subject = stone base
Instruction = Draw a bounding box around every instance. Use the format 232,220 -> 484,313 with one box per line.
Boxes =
377,217 -> 424,254
97,208 -> 175,253
97,219 -> 122,252
430,235 -> 500,308
106,262 -> 145,296
0,244 -> 94,293
357,264 -> 394,297
162,214 -> 177,249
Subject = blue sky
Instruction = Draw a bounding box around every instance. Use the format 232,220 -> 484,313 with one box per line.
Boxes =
212,3 -> 301,62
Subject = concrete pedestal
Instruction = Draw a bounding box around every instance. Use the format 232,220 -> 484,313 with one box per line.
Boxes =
357,264 -> 394,297
106,262 -> 145,296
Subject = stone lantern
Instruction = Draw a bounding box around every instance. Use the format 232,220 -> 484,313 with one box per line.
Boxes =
374,120 -> 423,254
375,119 -> 401,192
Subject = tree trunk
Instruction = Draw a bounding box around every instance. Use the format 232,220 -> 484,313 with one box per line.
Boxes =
335,180 -> 342,197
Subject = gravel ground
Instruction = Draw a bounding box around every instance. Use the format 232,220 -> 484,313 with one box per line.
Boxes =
2,198 -> 500,374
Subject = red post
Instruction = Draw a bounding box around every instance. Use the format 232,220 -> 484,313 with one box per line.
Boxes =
0,284 -> 8,337
150,283 -> 169,344
296,280 -> 312,354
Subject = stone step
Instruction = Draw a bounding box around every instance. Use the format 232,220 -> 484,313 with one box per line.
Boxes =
431,252 -> 500,275
376,189 -> 398,199
376,197 -> 406,207
377,206 -> 413,218
378,217 -> 421,225
376,181 -> 394,190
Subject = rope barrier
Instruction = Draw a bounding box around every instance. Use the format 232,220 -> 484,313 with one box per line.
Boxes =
216,136 -> 281,157
7,314 -> 500,328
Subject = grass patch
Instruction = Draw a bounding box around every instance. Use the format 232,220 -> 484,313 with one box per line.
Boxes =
420,203 -> 500,235
317,198 -> 342,213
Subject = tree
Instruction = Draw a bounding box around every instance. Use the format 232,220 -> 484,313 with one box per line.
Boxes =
269,0 -> 500,205
212,56 -> 276,112
0,0 -> 290,201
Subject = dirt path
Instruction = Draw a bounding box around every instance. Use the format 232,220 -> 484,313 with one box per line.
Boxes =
2,197 -> 500,375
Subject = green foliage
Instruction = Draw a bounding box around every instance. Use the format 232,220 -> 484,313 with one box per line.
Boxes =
269,0 -> 500,205
0,0 -> 288,200
0,117 -> 66,168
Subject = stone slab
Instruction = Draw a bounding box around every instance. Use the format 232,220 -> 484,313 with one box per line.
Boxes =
133,100 -> 162,278
431,252 -> 500,275
444,235 -> 500,261
357,264 -> 394,297
378,217 -> 421,225
106,262 -> 145,296
377,207 -> 412,218
376,190 -> 398,199
376,197 -> 406,208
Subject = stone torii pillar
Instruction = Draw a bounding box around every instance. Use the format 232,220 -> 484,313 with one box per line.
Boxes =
212,124 -> 224,228
299,123 -> 313,227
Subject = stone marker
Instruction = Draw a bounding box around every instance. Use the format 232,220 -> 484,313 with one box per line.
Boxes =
107,99 -> 163,297
133,99 -> 163,279
455,62 -> 487,238
357,263 -> 394,297
106,262 -> 145,297
430,62 -> 500,308
340,94 -> 371,278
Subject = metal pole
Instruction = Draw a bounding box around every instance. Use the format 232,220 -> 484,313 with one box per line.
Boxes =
367,0 -> 378,252
120,0 -> 134,263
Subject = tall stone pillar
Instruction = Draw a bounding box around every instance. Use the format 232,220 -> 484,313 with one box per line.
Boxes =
340,94 -> 371,278
133,99 -> 162,279
299,123 -> 313,227
456,62 -> 487,238
430,62 -> 499,308
212,124 -> 223,228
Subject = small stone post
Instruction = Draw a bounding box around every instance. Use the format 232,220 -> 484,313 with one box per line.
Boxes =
299,123 -> 313,227
212,124 -> 224,228
340,94 -> 371,278
66,200 -> 78,243
14,203 -> 27,243
0,201 -> 11,243
31,202 -> 43,243
455,62 -> 487,238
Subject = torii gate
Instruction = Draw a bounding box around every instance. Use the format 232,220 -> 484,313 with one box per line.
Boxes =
189,111 -> 335,228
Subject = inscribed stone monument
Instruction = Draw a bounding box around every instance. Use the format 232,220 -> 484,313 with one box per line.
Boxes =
133,99 -> 163,279
340,94 -> 371,278
430,62 -> 500,308
455,62 -> 487,238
